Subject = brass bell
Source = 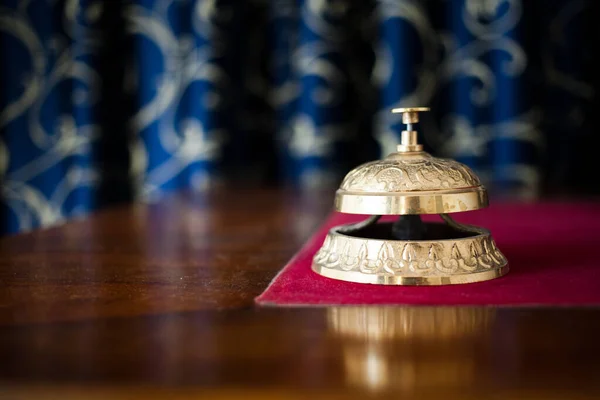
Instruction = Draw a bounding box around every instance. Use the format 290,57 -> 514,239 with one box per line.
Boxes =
312,107 -> 508,285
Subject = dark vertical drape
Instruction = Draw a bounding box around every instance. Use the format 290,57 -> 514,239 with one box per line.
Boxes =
1,0 -> 597,233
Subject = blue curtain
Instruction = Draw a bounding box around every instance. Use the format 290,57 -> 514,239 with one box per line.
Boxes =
1,0 -> 597,233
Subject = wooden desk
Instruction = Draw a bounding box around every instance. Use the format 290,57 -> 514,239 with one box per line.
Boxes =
1,189 -> 599,399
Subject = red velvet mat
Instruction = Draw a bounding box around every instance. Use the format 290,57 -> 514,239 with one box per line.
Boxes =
256,202 -> 600,306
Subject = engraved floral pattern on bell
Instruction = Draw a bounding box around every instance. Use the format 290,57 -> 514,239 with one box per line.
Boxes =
314,228 -> 507,279
339,156 -> 481,193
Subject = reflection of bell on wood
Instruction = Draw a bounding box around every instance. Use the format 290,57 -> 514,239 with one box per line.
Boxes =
329,307 -> 495,340
328,307 -> 496,392
313,107 -> 508,285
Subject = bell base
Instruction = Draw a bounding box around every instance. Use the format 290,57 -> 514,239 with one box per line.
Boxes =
312,263 -> 508,286
312,220 -> 508,286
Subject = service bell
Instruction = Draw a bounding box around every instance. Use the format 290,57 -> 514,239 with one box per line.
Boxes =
312,107 -> 508,285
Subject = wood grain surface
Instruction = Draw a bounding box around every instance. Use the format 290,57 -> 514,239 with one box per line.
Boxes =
1,188 -> 599,399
